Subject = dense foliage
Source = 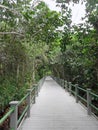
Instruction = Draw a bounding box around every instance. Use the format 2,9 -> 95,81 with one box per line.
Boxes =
0,0 -> 62,111
51,0 -> 98,93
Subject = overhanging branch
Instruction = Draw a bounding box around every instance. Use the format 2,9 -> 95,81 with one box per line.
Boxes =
0,4 -> 21,16
0,32 -> 24,37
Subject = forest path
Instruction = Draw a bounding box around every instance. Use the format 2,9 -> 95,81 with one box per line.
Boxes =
21,76 -> 98,130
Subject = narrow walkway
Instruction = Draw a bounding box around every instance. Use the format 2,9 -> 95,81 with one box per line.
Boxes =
21,77 -> 98,130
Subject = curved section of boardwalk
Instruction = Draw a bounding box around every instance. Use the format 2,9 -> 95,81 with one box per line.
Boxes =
21,77 -> 98,130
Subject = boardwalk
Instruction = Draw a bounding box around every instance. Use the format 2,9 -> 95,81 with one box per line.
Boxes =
21,77 -> 98,130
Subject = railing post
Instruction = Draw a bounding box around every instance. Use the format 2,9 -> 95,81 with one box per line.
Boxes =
63,80 -> 64,88
59,78 -> 60,85
10,101 -> 18,130
34,84 -> 38,96
38,83 -> 41,94
33,86 -> 37,104
63,79 -> 65,89
87,88 -> 91,115
33,84 -> 38,103
61,79 -> 63,87
27,89 -> 31,117
75,84 -> 79,103
64,81 -> 66,90
36,84 -> 39,96
60,79 -> 62,86
69,82 -> 72,96
66,81 -> 69,91
62,79 -> 64,88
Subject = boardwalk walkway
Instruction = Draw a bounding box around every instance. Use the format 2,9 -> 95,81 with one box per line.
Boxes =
21,77 -> 98,130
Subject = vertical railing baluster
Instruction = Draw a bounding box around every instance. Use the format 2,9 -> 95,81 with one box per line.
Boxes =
75,84 -> 79,103
27,89 -> 31,117
69,82 -> 72,96
87,88 -> 91,115
66,81 -> 68,91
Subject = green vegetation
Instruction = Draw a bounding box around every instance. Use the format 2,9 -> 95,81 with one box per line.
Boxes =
0,0 -> 98,114
52,0 -> 98,93
0,0 -> 62,111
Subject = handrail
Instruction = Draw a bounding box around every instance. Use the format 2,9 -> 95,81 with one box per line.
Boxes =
90,92 -> 98,98
31,87 -> 35,92
17,105 -> 29,126
77,95 -> 87,103
90,104 -> 98,111
0,76 -> 45,130
78,86 -> 87,92
18,87 -> 35,106
53,77 -> 98,116
90,92 -> 98,112
0,107 -> 14,125
70,89 -> 75,95
18,93 -> 29,106
71,84 -> 76,88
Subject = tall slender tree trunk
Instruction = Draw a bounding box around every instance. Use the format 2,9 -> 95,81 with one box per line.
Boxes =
16,64 -> 20,83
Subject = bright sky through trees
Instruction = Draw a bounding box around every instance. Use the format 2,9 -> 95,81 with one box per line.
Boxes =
43,0 -> 86,24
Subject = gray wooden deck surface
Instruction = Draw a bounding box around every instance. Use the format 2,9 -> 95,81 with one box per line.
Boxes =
21,77 -> 98,130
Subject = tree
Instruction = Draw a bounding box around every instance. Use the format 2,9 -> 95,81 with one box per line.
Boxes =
0,0 -> 63,112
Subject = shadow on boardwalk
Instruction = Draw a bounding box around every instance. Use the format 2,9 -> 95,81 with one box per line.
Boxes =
21,76 -> 98,130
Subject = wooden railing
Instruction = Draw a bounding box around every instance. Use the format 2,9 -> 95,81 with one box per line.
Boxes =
53,77 -> 98,117
0,77 -> 45,130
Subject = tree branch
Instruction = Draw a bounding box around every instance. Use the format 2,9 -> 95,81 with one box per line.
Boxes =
32,29 -> 42,37
0,4 -> 21,16
0,30 -> 42,37
0,32 -> 24,36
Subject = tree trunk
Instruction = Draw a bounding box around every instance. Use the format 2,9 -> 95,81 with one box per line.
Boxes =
16,64 -> 20,83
